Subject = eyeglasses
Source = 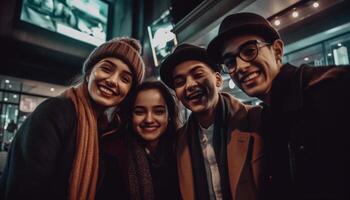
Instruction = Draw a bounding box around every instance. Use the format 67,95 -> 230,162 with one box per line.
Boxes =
221,40 -> 271,74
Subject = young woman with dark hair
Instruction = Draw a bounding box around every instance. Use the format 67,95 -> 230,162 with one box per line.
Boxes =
108,81 -> 181,200
129,81 -> 181,200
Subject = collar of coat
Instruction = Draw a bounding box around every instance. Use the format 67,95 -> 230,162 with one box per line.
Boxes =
268,63 -> 348,112
176,93 -> 261,200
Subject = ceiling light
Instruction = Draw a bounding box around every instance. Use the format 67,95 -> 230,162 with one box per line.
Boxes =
4,97 -> 8,102
13,94 -> 18,98
274,19 -> 281,26
229,79 -> 235,89
328,53 -> 332,57
304,57 -> 309,61
50,88 -> 55,92
313,2 -> 319,8
8,84 -> 12,88
337,43 -> 342,47
292,10 -> 299,18
5,80 -> 10,84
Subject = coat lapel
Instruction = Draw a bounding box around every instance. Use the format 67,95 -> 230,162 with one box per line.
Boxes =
227,130 -> 250,200
177,130 -> 196,200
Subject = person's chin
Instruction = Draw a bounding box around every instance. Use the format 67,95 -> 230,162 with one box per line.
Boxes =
244,85 -> 266,98
94,96 -> 119,107
189,104 -> 207,115
140,134 -> 159,143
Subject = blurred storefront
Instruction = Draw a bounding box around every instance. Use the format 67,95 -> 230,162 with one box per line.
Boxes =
285,32 -> 350,67
0,76 -> 65,151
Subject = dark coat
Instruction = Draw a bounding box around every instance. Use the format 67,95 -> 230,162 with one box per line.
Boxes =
263,63 -> 350,200
103,131 -> 180,200
0,97 -> 126,200
176,93 -> 264,200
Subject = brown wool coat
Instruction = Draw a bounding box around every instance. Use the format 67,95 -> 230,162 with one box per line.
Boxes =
176,93 -> 264,200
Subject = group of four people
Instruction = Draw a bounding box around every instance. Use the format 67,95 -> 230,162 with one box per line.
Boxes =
1,12 -> 349,200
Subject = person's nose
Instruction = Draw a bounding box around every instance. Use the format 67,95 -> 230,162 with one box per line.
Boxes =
144,111 -> 154,123
235,57 -> 250,73
185,76 -> 197,92
106,72 -> 120,88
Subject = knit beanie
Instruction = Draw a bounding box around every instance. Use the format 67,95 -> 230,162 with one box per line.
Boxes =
82,37 -> 145,85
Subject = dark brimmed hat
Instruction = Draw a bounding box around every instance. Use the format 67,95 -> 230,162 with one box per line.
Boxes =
160,43 -> 220,89
83,37 -> 145,85
207,12 -> 281,63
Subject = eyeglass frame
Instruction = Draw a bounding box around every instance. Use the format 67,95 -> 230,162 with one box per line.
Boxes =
220,40 -> 271,74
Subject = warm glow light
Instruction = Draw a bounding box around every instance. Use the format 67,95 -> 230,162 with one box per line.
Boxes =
292,10 -> 299,18
229,79 -> 235,89
313,2 -> 319,8
274,19 -> 281,26
50,88 -> 55,92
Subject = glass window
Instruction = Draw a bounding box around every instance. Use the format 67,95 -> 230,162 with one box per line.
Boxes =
286,43 -> 325,67
325,33 -> 350,65
0,79 -> 22,92
1,92 -> 20,104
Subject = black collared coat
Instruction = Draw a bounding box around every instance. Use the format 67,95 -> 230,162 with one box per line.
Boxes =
262,63 -> 350,200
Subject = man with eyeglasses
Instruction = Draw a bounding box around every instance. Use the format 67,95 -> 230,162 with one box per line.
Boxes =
207,12 -> 350,200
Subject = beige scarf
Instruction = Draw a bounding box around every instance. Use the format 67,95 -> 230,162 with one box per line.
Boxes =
63,84 -> 99,200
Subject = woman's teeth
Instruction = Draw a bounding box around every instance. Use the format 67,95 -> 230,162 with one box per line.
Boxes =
100,86 -> 114,95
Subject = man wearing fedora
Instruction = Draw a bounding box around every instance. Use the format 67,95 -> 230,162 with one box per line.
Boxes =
207,12 -> 350,200
160,43 -> 264,200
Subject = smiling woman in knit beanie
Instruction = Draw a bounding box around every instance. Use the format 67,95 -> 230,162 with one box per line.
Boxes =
0,37 -> 145,200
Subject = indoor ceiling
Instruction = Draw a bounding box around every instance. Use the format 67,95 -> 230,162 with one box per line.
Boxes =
0,75 -> 66,97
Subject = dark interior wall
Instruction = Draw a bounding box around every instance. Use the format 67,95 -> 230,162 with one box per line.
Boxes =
111,0 -> 133,37
0,0 -> 135,86
170,0 -> 204,24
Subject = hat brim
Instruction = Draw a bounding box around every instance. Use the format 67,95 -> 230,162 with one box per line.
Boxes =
207,24 -> 280,63
160,48 -> 218,89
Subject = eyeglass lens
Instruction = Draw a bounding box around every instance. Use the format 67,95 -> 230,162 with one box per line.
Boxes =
222,42 -> 259,73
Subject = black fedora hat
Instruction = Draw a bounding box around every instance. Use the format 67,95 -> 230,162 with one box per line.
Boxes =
160,43 -> 220,89
207,12 -> 280,63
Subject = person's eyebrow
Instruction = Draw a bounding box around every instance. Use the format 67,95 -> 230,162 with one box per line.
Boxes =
153,105 -> 166,109
100,60 -> 116,68
172,65 -> 203,79
189,66 -> 204,73
102,60 -> 133,77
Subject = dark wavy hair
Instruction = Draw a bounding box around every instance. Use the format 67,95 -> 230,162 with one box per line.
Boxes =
128,81 -> 182,151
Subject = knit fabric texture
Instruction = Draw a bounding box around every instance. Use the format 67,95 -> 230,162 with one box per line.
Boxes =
83,37 -> 145,84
